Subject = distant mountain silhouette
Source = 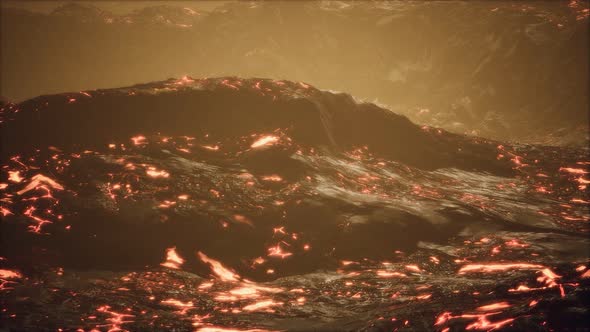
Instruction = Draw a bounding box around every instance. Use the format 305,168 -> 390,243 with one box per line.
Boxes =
1,1 -> 588,145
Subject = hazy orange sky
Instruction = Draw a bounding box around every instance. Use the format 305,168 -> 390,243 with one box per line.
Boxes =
1,1 -> 232,14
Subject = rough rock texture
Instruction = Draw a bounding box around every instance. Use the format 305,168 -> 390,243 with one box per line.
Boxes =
0,78 -> 588,331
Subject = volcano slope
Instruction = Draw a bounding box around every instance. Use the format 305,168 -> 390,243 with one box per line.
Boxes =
0,77 -> 589,331
2,1 -> 589,145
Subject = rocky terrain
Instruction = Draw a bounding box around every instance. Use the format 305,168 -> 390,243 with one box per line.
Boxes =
0,77 -> 588,331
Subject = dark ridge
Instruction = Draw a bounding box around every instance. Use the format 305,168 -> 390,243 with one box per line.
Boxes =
1,77 -> 511,175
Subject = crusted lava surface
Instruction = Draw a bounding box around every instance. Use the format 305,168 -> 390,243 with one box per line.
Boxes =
1,77 -> 589,331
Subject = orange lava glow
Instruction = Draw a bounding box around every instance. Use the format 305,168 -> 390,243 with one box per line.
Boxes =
0,207 -> 14,216
96,305 -> 135,332
216,283 -> 282,303
131,135 -> 147,146
436,311 -> 515,331
198,252 -> 240,282
0,269 -> 22,279
376,270 -> 407,278
476,302 -> 511,311
161,298 -> 194,314
23,206 -> 53,233
8,171 -> 23,183
242,299 -> 283,312
201,145 -> 220,151
160,247 -> 185,270
261,175 -> 283,182
196,327 -> 277,332
559,167 -> 588,174
175,75 -> 195,85
229,286 -> 260,298
17,174 -> 64,195
458,263 -> 545,274
146,167 -> 170,178
466,316 -> 515,330
250,136 -> 279,149
405,265 -> 422,273
267,244 -> 293,259
416,294 -> 432,300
